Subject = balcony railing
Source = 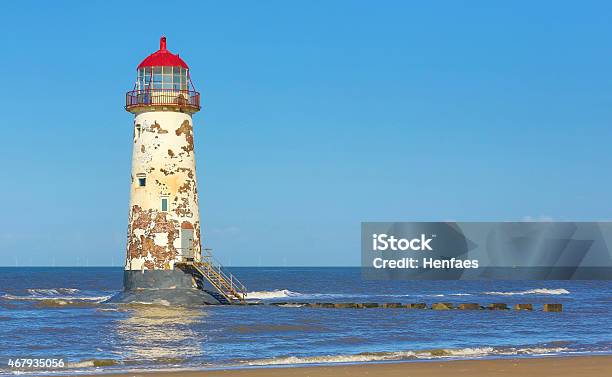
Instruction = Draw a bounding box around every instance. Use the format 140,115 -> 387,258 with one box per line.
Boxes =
125,89 -> 201,111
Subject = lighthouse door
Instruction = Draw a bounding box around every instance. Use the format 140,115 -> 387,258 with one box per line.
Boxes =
181,229 -> 194,261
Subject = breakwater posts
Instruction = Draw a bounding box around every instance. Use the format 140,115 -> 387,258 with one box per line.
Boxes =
458,303 -> 480,310
543,303 -> 563,312
514,303 -> 533,311
431,302 -> 453,310
266,302 -> 562,311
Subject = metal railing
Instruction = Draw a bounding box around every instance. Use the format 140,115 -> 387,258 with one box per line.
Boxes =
199,248 -> 248,302
175,246 -> 247,303
125,89 -> 200,110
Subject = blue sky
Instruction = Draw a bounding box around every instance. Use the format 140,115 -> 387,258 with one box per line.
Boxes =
1,1 -> 612,266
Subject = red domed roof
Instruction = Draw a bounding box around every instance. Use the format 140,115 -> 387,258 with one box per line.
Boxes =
137,37 -> 188,69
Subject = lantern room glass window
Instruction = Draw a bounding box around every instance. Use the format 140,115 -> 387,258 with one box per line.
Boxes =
137,67 -> 188,91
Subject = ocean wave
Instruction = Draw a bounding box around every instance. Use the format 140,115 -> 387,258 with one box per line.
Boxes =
245,345 -> 569,366
97,307 -> 129,312
63,357 -> 185,370
247,288 -> 568,301
245,290 -> 382,300
27,288 -> 80,295
246,289 -> 302,300
65,359 -> 119,368
2,288 -> 111,303
484,288 -> 570,296
274,303 -> 306,308
34,300 -> 102,308
246,289 -> 416,300
2,293 -> 112,302
246,352 -> 414,365
246,289 -> 464,300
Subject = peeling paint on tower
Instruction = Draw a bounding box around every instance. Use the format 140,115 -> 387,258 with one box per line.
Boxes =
176,120 -> 194,154
127,205 -> 180,269
125,111 -> 202,271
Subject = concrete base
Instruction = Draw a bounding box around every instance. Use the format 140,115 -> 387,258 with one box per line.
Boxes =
123,268 -> 198,289
105,269 -> 223,305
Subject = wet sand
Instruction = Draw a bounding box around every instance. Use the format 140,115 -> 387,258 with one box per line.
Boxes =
89,356 -> 612,377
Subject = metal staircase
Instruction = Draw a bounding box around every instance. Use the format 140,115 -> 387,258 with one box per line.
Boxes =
176,248 -> 247,305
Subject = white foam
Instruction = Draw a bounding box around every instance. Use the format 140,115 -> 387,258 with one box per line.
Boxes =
484,288 -> 570,296
246,346 -> 569,366
27,288 -> 80,295
2,294 -> 111,302
275,303 -> 306,308
0,287 -> 113,303
246,289 -> 482,300
245,289 -> 392,300
515,347 -> 568,355
245,288 -> 568,301
246,289 -> 301,300
65,360 -> 95,368
246,351 -> 415,366
432,347 -> 495,357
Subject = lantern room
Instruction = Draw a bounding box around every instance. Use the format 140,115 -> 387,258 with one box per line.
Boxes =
125,36 -> 200,113
136,66 -> 189,91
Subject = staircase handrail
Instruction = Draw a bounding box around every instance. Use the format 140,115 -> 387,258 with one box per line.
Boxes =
200,249 -> 247,300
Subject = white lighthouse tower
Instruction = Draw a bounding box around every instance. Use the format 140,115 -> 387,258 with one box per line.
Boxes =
121,37 -> 246,305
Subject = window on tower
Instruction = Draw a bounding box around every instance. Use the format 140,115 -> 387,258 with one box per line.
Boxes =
161,198 -> 169,212
137,67 -> 151,91
137,174 -> 146,187
153,67 -> 163,89
173,72 -> 180,90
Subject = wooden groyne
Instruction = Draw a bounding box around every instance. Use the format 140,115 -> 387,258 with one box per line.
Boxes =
261,302 -> 563,311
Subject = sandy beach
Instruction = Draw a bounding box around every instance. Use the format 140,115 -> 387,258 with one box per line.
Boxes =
87,356 -> 612,377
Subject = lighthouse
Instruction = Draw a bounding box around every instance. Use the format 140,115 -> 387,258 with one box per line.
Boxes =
119,37 -> 246,305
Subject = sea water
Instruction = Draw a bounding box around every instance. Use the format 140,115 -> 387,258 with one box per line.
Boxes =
0,267 -> 610,374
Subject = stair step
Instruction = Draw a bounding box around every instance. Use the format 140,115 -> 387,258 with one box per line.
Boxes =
178,261 -> 246,304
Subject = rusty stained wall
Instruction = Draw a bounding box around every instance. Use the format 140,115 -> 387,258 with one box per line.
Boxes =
126,111 -> 202,271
